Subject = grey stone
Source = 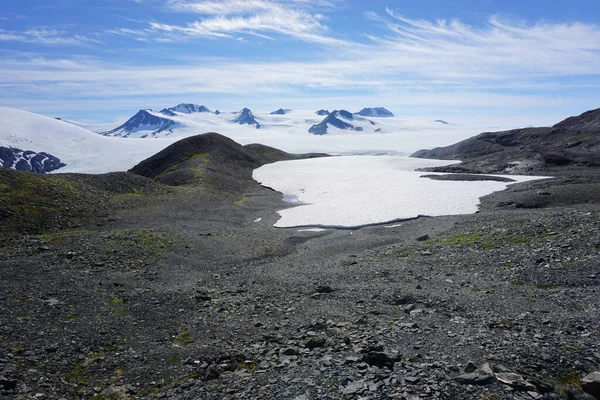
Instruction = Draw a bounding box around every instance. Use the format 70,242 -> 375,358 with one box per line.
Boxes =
454,373 -> 494,385
581,372 -> 600,398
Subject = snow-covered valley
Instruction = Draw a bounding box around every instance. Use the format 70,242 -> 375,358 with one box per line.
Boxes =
254,156 -> 546,228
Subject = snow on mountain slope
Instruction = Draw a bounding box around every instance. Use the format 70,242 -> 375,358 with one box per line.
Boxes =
0,107 -> 175,174
60,118 -> 125,134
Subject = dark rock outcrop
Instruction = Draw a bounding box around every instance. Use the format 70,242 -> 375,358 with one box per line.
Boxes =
412,107 -> 600,174
233,108 -> 260,128
270,108 -> 288,115
316,109 -> 330,116
355,107 -> 394,117
0,147 -> 65,174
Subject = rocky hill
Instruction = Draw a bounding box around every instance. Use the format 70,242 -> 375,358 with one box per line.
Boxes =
412,107 -> 600,174
128,132 -> 326,188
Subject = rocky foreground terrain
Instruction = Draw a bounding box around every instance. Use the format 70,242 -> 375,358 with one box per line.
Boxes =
1,130 -> 600,400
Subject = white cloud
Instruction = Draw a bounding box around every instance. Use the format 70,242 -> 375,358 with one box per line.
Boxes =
146,0 -> 348,45
0,28 -> 100,45
2,11 -> 600,123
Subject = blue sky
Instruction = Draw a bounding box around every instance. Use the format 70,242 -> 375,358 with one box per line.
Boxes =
1,0 -> 600,126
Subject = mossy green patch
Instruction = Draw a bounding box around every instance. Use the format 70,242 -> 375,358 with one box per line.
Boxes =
509,280 -> 525,286
172,327 -> 193,346
535,283 -> 558,290
107,298 -> 127,317
109,228 -> 179,256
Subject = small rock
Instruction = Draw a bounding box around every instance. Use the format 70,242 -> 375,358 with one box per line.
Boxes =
417,235 -> 430,241
495,372 -> 536,391
315,286 -> 335,294
362,352 -> 395,369
281,348 -> 299,356
342,380 -> 364,395
464,361 -> 477,373
581,371 -> 600,398
454,373 -> 494,385
0,378 -> 18,391
305,337 -> 326,350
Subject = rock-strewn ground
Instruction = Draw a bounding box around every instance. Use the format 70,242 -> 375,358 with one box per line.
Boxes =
1,165 -> 599,400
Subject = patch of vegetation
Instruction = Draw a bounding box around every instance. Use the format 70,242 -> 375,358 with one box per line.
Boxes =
503,263 -> 514,269
107,298 -> 127,317
167,352 -> 183,365
64,363 -> 89,384
395,246 -> 410,258
172,327 -> 193,346
234,196 -> 247,205
535,283 -> 558,290
509,281 -> 525,286
109,229 -> 179,256
236,359 -> 258,372
555,369 -> 583,387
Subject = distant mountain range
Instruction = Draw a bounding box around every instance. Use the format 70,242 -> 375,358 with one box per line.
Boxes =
95,103 -> 396,138
0,104 -> 492,175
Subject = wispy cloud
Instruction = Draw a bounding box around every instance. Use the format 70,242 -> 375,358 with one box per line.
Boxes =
138,0 -> 349,45
2,11 -> 600,123
0,28 -> 100,45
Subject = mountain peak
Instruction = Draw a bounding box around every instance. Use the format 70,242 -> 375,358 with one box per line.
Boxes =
101,109 -> 179,137
270,108 -> 289,115
309,110 -> 364,135
355,107 -> 394,117
233,108 -> 260,128
162,103 -> 212,115
316,109 -> 330,116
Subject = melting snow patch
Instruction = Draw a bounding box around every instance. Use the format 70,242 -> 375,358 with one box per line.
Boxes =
254,218 -> 262,223
297,228 -> 328,232
384,224 -> 403,229
253,156 -> 546,229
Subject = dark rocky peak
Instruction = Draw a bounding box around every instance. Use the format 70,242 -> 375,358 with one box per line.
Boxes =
309,110 -> 363,135
159,108 -> 177,117
335,110 -> 354,120
164,103 -> 212,114
316,109 -> 330,116
100,109 -> 179,137
270,108 -> 289,115
215,110 -> 221,115
0,146 -> 65,174
355,107 -> 394,117
233,108 -> 260,128
552,107 -> 600,132
435,120 -> 449,125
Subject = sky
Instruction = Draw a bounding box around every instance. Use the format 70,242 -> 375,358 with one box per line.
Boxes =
1,0 -> 600,126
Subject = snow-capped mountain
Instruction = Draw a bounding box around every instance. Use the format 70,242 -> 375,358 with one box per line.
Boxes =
355,107 -> 394,117
309,110 -> 378,135
161,103 -> 212,115
101,110 -> 181,138
0,105 -> 492,174
0,107 -> 174,174
0,146 -> 65,173
233,108 -> 260,128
